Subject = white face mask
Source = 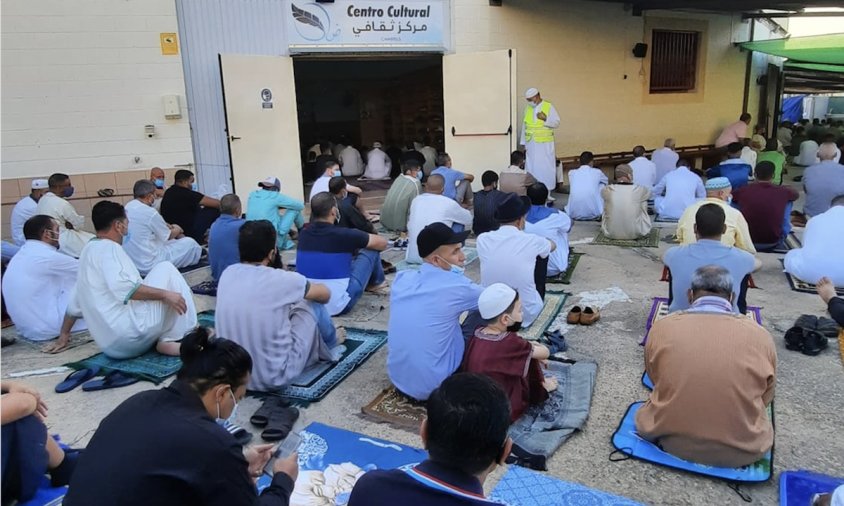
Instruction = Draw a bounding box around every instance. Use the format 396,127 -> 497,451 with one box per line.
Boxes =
215,388 -> 238,427
437,255 -> 464,275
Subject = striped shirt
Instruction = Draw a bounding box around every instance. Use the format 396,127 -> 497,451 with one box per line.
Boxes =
381,175 -> 421,232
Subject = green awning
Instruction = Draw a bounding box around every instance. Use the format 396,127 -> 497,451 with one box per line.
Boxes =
739,33 -> 844,65
784,62 -> 844,74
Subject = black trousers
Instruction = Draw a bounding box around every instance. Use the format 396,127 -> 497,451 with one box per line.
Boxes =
534,256 -> 549,301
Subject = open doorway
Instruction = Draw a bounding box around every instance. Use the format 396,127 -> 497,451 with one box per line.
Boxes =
293,55 -> 444,182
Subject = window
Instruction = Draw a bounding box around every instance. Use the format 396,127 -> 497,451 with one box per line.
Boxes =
650,30 -> 700,93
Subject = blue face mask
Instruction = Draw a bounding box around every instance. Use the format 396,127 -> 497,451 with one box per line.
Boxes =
437,255 -> 465,275
416,171 -> 423,181
191,182 -> 199,192
215,388 -> 239,427
334,169 -> 343,177
62,186 -> 75,198
153,178 -> 165,189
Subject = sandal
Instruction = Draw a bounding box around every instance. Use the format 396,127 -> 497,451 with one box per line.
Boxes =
221,420 -> 254,446
81,371 -> 139,391
261,406 -> 300,442
55,367 -> 100,393
249,398 -> 291,428
97,188 -> 115,197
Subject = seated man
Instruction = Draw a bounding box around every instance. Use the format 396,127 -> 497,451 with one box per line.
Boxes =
706,142 -> 752,190
677,177 -> 757,257
387,223 -> 482,401
803,142 -> 844,217
785,195 -> 844,286
380,159 -> 422,233
565,151 -> 608,220
216,220 -> 339,391
499,150 -> 537,196
432,153 -> 475,208
665,204 -> 755,314
628,145 -> 657,190
472,171 -> 505,236
160,169 -> 221,243
208,194 -> 245,282
329,176 -> 375,234
600,164 -> 652,240
2,215 -> 87,342
653,159 -> 705,221
362,141 -> 391,180
296,192 -> 388,316
406,174 -> 473,264
35,173 -> 94,258
478,193 -> 554,328
149,167 -> 166,211
525,182 -> 571,277
338,143 -> 365,178
10,179 -> 48,247
651,138 -> 679,185
349,373 -> 512,505
732,161 -> 798,251
246,176 -> 305,250
124,180 -> 202,275
70,201 -> 197,358
636,265 -> 775,468
795,138 -> 819,166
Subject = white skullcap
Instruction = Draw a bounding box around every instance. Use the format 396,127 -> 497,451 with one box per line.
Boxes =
524,88 -> 539,99
478,283 -> 518,319
31,179 -> 49,190
372,142 -> 382,148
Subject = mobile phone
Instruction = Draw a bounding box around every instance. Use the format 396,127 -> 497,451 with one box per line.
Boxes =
263,432 -> 301,476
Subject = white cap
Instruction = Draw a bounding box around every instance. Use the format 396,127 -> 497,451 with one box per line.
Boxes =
524,87 -> 539,99
31,179 -> 49,190
372,141 -> 382,148
478,283 -> 518,319
259,176 -> 280,189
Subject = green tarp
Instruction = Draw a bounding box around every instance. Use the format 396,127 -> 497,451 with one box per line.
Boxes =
739,33 -> 844,65
784,62 -> 844,74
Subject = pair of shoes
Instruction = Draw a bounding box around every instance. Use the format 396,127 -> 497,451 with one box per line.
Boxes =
566,306 -> 600,325
250,398 -> 300,442
784,326 -> 828,356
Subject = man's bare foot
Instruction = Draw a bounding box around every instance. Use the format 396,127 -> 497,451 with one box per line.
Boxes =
335,327 -> 347,345
365,282 -> 390,295
542,376 -> 558,392
817,276 -> 837,305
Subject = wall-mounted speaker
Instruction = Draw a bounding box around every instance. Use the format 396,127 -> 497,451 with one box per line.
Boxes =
632,43 -> 648,58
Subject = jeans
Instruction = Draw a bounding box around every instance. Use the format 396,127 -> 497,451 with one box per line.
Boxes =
310,300 -> 337,347
1,415 -> 48,503
451,223 -> 467,246
341,249 -> 385,314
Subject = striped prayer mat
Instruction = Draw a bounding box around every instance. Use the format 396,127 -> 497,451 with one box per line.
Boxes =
592,228 -> 661,248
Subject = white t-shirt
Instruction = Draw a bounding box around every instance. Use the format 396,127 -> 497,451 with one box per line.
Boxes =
784,206 -> 844,286
405,193 -> 472,264
123,199 -> 172,274
565,166 -> 608,220
338,146 -> 364,177
309,175 -> 331,202
11,196 -> 38,246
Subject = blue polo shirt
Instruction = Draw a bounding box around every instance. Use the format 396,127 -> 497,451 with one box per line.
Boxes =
208,214 -> 245,282
387,263 -> 483,400
706,159 -> 752,190
432,167 -> 467,200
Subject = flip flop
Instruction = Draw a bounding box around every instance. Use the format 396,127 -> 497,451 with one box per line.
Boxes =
261,406 -> 300,442
81,371 -> 139,392
55,367 -> 100,393
249,398 -> 291,428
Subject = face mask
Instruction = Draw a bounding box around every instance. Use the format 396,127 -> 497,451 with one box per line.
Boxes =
335,169 -> 343,177
437,256 -> 464,275
416,171 -> 424,181
46,230 -> 61,247
726,195 -> 733,205
120,222 -> 130,244
215,388 -> 239,427
153,178 -> 165,189
62,186 -> 75,198
191,182 -> 199,192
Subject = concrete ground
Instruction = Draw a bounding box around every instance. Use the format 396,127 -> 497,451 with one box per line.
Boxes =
2,166 -> 842,505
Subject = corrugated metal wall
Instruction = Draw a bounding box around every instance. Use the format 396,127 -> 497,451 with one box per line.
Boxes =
175,0 -> 288,193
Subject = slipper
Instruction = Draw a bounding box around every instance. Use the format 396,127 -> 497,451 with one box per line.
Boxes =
784,326 -> 805,351
261,406 -> 300,442
81,371 -> 139,391
580,306 -> 600,325
566,306 -> 582,324
249,398 -> 291,428
221,420 -> 253,446
55,367 -> 100,393
381,260 -> 396,275
96,188 -> 115,197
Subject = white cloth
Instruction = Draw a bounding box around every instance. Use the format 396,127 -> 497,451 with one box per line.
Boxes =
740,146 -> 757,168
525,211 -> 571,277
73,239 -> 197,359
520,101 -> 561,191
123,199 -> 202,275
477,225 -> 552,327
796,140 -> 820,166
629,156 -> 658,190
776,126 -> 792,147
34,192 -> 94,258
565,166 -> 608,220
363,148 -> 392,179
309,175 -> 331,202
10,196 -> 38,246
405,193 -> 472,264
653,167 -> 706,220
651,147 -> 679,184
419,145 -> 438,176
1,241 -> 87,341
784,206 -> 844,286
338,146 -> 364,177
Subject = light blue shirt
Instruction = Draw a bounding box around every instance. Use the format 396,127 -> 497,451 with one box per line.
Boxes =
431,166 -> 466,200
386,263 -> 483,400
246,189 -> 305,248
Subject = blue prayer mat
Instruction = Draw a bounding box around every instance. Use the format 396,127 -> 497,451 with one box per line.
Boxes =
490,466 -> 642,505
779,470 -> 844,506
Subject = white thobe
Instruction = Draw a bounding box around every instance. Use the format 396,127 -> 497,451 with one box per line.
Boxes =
405,193 -> 472,264
73,239 -> 197,359
796,140 -> 819,166
10,196 -> 38,246
653,167 -> 706,220
363,148 -> 392,179
123,199 -> 202,275
629,156 -> 658,190
477,225 -> 552,327
651,148 -> 679,185
35,192 -> 95,258
784,206 -> 844,286
740,146 -> 757,168
525,211 -> 572,277
419,146 -> 438,176
520,101 -> 561,191
338,146 -> 364,177
565,166 -> 608,220
1,241 -> 87,341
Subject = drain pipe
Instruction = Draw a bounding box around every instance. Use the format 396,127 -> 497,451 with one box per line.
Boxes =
741,19 -> 755,114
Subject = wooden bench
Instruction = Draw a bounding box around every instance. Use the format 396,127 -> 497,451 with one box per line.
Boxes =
557,144 -> 722,181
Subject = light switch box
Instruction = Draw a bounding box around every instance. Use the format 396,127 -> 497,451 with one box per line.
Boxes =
163,95 -> 182,119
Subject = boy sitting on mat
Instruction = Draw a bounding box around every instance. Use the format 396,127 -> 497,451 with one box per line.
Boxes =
462,283 -> 558,422
349,373 -> 512,505
636,265 -> 776,468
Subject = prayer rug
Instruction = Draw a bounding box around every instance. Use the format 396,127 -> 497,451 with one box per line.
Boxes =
190,280 -> 217,296
641,297 -> 762,345
520,292 -> 568,341
197,309 -> 216,328
177,257 -> 210,274
394,246 -> 478,271
781,260 -> 844,296
591,228 -> 660,248
260,328 -> 387,402
779,470 -> 844,506
546,252 -> 583,291
65,350 -> 181,384
361,386 -> 428,431
353,177 -> 394,191
256,422 -> 427,503
654,216 -> 679,223
17,476 -> 66,506
769,233 -> 802,254
490,466 -> 643,506
660,267 -> 759,289
611,401 -> 773,483
3,326 -> 93,351
642,371 -> 654,390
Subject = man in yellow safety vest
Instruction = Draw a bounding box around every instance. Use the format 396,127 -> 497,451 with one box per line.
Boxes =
520,88 -> 561,201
